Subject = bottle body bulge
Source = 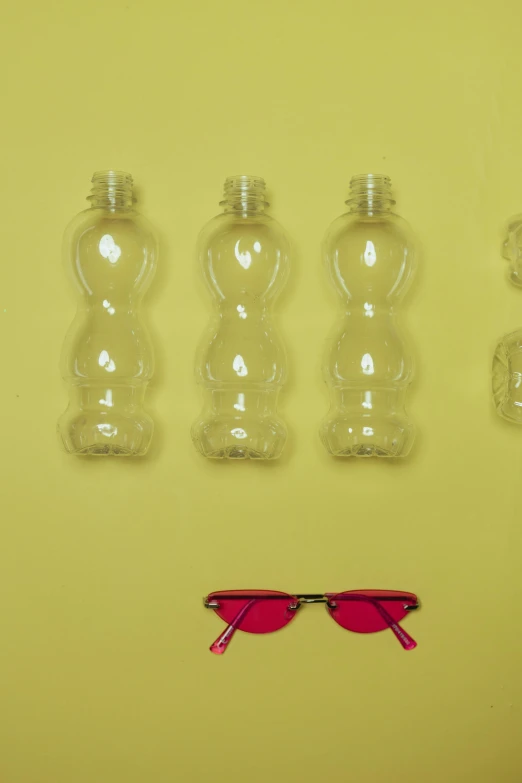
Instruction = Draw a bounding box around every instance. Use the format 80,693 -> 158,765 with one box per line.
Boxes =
321,175 -> 416,458
192,176 -> 290,459
58,171 -> 157,456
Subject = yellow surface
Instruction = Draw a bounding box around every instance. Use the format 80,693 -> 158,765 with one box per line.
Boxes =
1,1 -> 522,781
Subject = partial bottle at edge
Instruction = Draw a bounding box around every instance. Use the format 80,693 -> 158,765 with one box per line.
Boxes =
493,213 -> 522,423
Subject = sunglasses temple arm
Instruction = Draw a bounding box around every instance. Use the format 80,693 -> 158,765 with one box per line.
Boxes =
371,599 -> 417,651
210,599 -> 257,655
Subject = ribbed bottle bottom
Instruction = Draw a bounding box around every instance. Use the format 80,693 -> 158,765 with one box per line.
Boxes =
320,388 -> 414,458
191,388 -> 286,459
320,421 -> 414,457
58,383 -> 153,456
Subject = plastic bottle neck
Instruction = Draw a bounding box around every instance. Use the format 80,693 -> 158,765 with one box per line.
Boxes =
220,175 -> 268,215
88,170 -> 134,210
347,174 -> 395,215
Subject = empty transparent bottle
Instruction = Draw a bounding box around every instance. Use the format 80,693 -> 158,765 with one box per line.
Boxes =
58,171 -> 157,456
192,175 -> 290,459
492,214 -> 522,423
321,174 -> 417,457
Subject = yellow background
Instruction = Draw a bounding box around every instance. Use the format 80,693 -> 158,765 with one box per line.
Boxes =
1,0 -> 522,780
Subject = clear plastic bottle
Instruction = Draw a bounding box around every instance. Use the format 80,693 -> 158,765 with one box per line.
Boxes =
58,171 -> 157,456
492,214 -> 522,422
320,174 -> 417,457
191,175 -> 290,459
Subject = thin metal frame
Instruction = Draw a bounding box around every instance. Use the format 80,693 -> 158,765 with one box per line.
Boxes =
204,592 -> 420,611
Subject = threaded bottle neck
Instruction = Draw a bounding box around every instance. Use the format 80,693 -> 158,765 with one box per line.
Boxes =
220,175 -> 268,214
347,174 -> 395,214
88,170 -> 134,209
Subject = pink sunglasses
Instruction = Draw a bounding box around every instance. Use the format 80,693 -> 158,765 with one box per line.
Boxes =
204,589 -> 420,654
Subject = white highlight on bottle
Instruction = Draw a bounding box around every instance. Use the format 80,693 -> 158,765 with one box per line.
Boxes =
96,423 -> 118,438
99,234 -> 121,264
234,393 -> 246,412
363,240 -> 377,267
234,240 -> 252,270
361,353 -> 374,375
99,389 -> 114,407
98,349 -> 116,372
362,391 -> 373,409
233,354 -> 248,377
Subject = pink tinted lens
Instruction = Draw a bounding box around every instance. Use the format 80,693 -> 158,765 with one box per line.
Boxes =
209,590 -> 297,634
327,590 -> 416,633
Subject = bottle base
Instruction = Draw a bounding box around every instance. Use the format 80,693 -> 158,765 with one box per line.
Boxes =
68,443 -> 137,457
320,417 -> 414,458
200,446 -> 273,460
329,444 -> 400,458
192,417 -> 286,460
58,411 -> 154,457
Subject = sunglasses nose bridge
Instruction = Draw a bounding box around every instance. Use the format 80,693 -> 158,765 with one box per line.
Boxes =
294,595 -> 335,607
